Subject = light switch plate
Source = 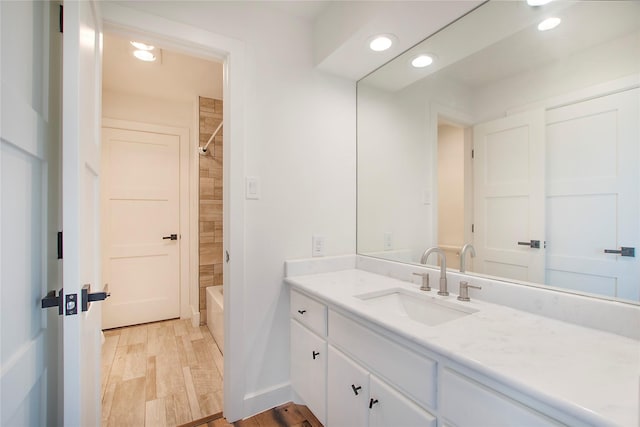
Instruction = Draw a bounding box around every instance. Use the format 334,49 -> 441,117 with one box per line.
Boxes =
246,176 -> 260,200
312,235 -> 325,257
423,190 -> 432,205
383,232 -> 393,251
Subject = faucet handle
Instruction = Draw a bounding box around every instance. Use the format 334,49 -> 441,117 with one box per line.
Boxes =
412,272 -> 431,291
457,281 -> 481,302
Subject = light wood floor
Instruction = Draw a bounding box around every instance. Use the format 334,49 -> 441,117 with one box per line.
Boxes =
101,318 -> 224,427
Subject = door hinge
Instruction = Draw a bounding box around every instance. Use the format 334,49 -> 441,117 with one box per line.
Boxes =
471,149 -> 474,159
59,5 -> 63,33
57,231 -> 63,259
472,224 -> 475,233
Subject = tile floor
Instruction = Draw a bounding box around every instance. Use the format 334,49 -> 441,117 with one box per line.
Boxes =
101,318 -> 224,427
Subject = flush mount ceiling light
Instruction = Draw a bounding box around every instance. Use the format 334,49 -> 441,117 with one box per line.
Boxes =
369,35 -> 395,52
130,41 -> 154,51
133,50 -> 156,62
527,0 -> 553,6
537,17 -> 562,31
411,54 -> 434,68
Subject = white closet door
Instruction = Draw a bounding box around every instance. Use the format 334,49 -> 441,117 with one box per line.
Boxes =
546,88 -> 639,300
101,126 -> 181,329
473,110 -> 546,283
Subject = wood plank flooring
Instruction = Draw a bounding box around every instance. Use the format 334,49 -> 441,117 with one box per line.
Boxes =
102,318 -> 224,427
181,402 -> 323,427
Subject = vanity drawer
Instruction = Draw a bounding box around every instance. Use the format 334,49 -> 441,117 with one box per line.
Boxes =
441,369 -> 563,427
329,309 -> 437,410
290,290 -> 327,336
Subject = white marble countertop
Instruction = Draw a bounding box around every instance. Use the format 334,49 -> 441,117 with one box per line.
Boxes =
285,269 -> 640,427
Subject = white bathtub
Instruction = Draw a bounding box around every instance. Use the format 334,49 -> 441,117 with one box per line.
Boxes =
206,285 -> 224,354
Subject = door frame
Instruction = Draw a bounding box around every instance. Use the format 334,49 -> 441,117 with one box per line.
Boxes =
101,118 -> 191,321
101,4 -> 247,422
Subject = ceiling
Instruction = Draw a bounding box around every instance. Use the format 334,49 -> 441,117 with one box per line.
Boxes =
360,0 -> 640,92
102,33 -> 223,102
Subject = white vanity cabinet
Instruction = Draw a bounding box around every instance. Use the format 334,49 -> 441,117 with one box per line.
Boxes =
369,375 -> 437,427
290,290 -> 328,425
440,369 -> 564,427
288,285 -> 613,427
327,345 -> 370,427
328,345 -> 436,427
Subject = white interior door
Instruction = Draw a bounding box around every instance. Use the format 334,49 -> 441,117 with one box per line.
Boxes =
61,1 -> 104,425
546,88 -> 639,300
101,125 -> 181,329
1,1 -> 60,425
473,110 -> 545,283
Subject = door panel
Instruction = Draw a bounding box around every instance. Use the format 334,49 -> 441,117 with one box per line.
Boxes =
101,126 -> 180,329
473,109 -> 546,283
546,89 -> 639,300
61,1 -> 103,425
1,1 -> 56,425
369,375 -> 436,427
327,346 -> 369,427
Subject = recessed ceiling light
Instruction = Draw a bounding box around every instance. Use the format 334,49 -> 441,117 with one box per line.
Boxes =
369,35 -> 394,52
411,54 -> 434,68
537,17 -> 561,31
133,50 -> 156,62
130,41 -> 154,51
527,0 -> 553,6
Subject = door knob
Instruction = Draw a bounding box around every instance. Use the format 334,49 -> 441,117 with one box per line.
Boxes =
517,240 -> 540,249
41,288 -> 64,315
604,247 -> 635,257
81,284 -> 111,312
162,234 -> 178,241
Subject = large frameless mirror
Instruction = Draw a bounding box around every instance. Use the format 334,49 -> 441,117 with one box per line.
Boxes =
357,0 -> 640,303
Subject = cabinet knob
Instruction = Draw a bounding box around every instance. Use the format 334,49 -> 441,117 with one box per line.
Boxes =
297,309 -> 307,315
369,398 -> 379,409
351,384 -> 362,396
312,351 -> 320,360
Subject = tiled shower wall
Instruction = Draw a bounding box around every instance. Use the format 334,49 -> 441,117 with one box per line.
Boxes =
199,96 -> 223,324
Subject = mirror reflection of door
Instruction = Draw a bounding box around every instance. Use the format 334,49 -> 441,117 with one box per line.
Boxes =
545,89 -> 639,300
472,110 -> 546,284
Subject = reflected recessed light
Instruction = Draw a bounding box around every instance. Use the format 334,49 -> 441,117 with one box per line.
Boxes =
527,0 -> 553,6
411,54 -> 434,68
130,41 -> 155,51
133,50 -> 156,62
369,35 -> 394,52
537,17 -> 561,31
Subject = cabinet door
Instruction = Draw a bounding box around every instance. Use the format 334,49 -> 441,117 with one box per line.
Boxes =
290,320 -> 327,425
328,346 -> 370,427
441,369 -> 563,427
369,376 -> 436,427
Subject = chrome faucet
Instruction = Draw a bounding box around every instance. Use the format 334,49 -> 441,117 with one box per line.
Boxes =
420,247 -> 448,296
460,243 -> 476,273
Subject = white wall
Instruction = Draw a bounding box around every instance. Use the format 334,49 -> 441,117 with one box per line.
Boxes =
110,1 -> 356,416
357,75 -> 475,263
102,90 -> 195,128
357,82 -> 432,262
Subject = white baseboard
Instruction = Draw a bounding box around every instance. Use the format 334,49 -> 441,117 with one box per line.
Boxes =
190,305 -> 200,328
242,382 -> 292,420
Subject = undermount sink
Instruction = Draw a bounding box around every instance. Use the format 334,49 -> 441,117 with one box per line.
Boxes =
356,288 -> 477,326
